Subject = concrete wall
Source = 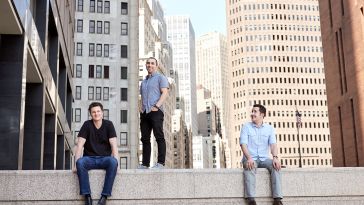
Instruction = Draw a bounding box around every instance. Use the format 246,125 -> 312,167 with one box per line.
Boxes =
0,168 -> 363,204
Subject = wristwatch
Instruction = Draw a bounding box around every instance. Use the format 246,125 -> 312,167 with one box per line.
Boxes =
153,104 -> 160,110
273,156 -> 278,159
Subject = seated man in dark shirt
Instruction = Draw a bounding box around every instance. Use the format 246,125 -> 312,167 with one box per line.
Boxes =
73,102 -> 118,205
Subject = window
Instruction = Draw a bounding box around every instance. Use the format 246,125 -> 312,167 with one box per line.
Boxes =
89,0 -> 95,12
96,65 -> 102,78
89,65 -> 94,78
75,108 -> 81,122
104,21 -> 110,34
75,64 -> 82,78
96,87 -> 102,100
77,0 -> 83,12
121,2 -> 128,15
103,87 -> 109,101
121,67 -> 127,79
89,20 -> 95,33
97,0 -> 103,13
121,110 -> 127,123
120,132 -> 127,146
97,21 -> 102,34
104,44 -> 109,57
77,19 -> 83,32
121,22 -> 128,35
104,66 -> 109,79
121,88 -> 127,101
104,1 -> 110,13
121,45 -> 127,58
120,157 -> 127,169
76,86 -> 82,100
103,109 -> 109,120
88,86 -> 94,100
76,43 -> 83,56
89,43 -> 95,56
96,44 -> 102,57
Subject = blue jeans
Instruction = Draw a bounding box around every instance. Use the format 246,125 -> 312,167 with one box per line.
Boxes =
243,158 -> 282,199
76,156 -> 118,196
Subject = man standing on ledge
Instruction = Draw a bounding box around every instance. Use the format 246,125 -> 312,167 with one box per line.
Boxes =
73,102 -> 118,205
240,104 -> 283,205
139,57 -> 169,169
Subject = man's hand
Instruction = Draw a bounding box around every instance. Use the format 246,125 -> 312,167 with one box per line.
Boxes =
245,158 -> 255,170
151,106 -> 159,112
72,166 -> 77,173
272,157 -> 281,171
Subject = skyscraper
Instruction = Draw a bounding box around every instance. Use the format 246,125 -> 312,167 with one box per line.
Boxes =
166,16 -> 198,136
319,0 -> 364,166
226,0 -> 332,168
0,0 -> 74,170
196,32 -> 230,167
73,0 -> 139,169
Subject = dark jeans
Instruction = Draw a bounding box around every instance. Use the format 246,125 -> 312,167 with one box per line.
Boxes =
76,156 -> 118,196
140,110 -> 166,167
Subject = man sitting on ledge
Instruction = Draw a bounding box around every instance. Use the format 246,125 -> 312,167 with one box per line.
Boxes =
73,102 -> 119,205
240,104 -> 283,205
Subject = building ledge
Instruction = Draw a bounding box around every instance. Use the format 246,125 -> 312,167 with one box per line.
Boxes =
0,168 -> 363,204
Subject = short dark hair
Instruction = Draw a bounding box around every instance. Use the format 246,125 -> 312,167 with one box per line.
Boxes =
253,104 -> 266,117
88,102 -> 103,113
147,57 -> 158,66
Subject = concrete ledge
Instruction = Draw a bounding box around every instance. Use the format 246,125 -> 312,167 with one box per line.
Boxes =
0,168 -> 363,204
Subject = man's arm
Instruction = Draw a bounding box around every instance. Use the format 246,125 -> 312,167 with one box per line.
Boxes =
73,137 -> 86,172
241,144 -> 255,170
109,137 -> 119,160
270,143 -> 281,171
155,87 -> 168,108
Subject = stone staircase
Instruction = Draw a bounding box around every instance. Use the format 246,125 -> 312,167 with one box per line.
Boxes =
0,168 -> 363,204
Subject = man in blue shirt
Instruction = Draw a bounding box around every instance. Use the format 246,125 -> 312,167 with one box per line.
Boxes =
139,57 -> 169,169
240,104 -> 283,205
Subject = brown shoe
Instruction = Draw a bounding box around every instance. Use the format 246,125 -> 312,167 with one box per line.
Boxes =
273,198 -> 283,205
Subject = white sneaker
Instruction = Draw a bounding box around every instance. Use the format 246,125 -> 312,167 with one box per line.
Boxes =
151,163 -> 165,169
137,164 -> 149,169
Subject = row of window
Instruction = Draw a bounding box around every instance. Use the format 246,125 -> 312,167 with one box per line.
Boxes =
231,34 -> 321,47
230,13 -> 320,25
234,134 -> 330,147
231,55 -> 323,66
229,2 -> 319,12
232,45 -> 322,57
75,86 -> 128,102
74,64 -> 128,79
233,78 -> 326,89
232,24 -> 321,36
74,108 -> 128,123
76,20 -> 128,35
77,0 -> 128,15
75,43 -> 128,58
233,66 -> 324,77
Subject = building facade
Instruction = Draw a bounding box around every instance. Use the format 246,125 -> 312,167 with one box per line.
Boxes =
226,0 -> 332,168
196,32 -> 230,167
165,15 -> 198,136
319,0 -> 364,166
0,0 -> 74,170
73,0 -> 139,169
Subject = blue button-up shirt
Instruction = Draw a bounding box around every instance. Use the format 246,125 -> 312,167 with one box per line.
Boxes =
140,72 -> 169,113
239,122 -> 276,161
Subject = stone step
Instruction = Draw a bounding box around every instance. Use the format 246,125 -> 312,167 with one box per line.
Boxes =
0,168 -> 363,204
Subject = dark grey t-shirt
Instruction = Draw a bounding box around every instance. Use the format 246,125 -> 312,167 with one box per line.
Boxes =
78,119 -> 116,156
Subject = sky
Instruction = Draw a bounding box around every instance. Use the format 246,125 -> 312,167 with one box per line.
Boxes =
159,0 -> 227,37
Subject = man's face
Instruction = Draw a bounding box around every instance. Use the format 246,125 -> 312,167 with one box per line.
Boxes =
90,106 -> 103,121
251,107 -> 264,123
146,59 -> 157,74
